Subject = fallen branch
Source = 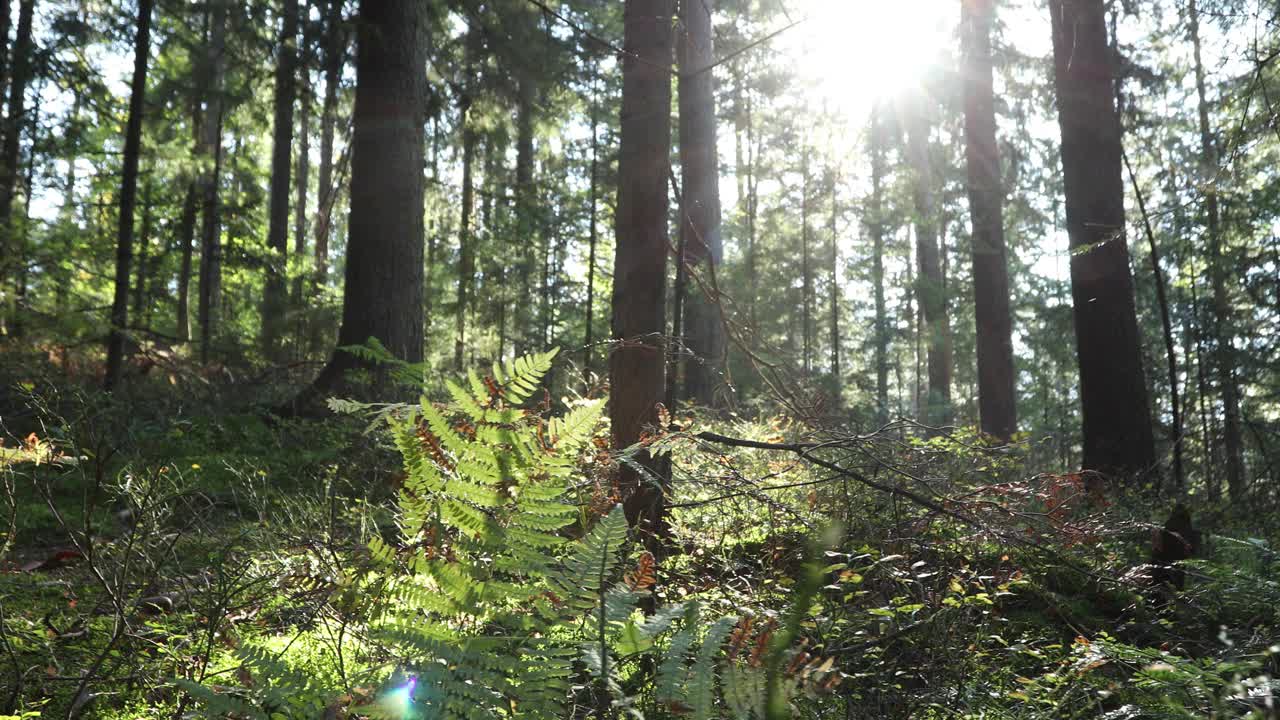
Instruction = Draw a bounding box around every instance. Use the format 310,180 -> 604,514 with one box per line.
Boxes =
693,431 -> 973,525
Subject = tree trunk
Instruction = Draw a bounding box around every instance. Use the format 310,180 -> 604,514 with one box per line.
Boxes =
0,0 -> 11,111
908,225 -> 920,418
906,94 -> 952,429
11,73 -> 39,337
1124,151 -> 1183,493
198,0 -> 228,364
667,179 -> 687,412
262,0 -> 300,359
494,201 -> 506,362
612,0 -> 673,543
56,96 -> 81,317
547,193 -> 568,360
745,86 -> 759,330
1189,0 -> 1245,499
677,0 -> 725,407
105,0 -> 153,390
962,0 -> 1017,441
293,58 -> 311,308
306,0 -> 425,395
480,143 -> 498,358
313,0 -> 343,286
132,176 -> 155,323
584,70 -> 600,379
733,69 -> 745,212
1049,0 -> 1155,478
512,75 -> 537,356
455,103 -> 476,371
176,107 -> 200,341
1168,153 -> 1205,494
828,169 -> 841,394
0,0 -> 33,311
1192,276 -> 1219,499
801,143 -> 812,376
869,104 -> 890,425
540,182 -> 553,349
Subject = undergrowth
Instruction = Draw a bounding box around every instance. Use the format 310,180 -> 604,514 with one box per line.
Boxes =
0,349 -> 1276,718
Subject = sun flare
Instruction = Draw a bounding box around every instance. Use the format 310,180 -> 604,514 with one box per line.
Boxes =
785,0 -> 956,120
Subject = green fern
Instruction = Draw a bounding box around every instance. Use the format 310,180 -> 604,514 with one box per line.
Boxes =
337,336 -> 431,387
360,348 -> 619,719
179,351 -> 834,719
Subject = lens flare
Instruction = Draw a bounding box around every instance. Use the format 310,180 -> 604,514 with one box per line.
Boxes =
383,676 -> 417,716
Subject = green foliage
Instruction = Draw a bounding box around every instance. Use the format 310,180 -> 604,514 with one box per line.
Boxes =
177,352 -> 835,719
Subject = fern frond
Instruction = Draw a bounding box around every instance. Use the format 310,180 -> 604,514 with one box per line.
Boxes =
547,507 -> 628,613
446,379 -> 487,420
689,616 -> 738,719
174,679 -> 264,719
547,398 -> 606,452
500,348 -> 557,403
658,603 -> 702,703
639,602 -> 689,637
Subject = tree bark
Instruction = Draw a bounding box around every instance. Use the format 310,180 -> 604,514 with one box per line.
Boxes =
306,0 -> 425,396
198,0 -> 228,364
56,97 -> 82,317
0,0 -> 33,309
667,174 -> 687,411
455,100 -> 476,371
1124,151 -> 1183,493
1189,0 -> 1245,499
548,192 -> 568,359
800,143 -> 812,376
176,107 -> 200,342
131,176 -> 155,323
828,168 -> 841,395
262,0 -> 300,359
584,70 -> 600,379
313,0 -> 343,286
11,74 -> 39,336
0,0 -> 11,112
907,225 -> 919,417
869,104 -> 890,425
105,0 -> 153,390
514,74 -> 536,356
745,85 -> 759,330
539,181 -> 553,350
1049,0 -> 1155,478
962,0 -> 1017,441
677,0 -> 725,407
906,95 -> 951,428
292,45 -> 311,309
613,0 -> 673,543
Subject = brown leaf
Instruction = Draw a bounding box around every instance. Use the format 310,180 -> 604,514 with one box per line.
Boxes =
624,552 -> 657,591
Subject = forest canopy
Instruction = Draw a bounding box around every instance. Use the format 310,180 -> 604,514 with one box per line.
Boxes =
0,0 -> 1278,718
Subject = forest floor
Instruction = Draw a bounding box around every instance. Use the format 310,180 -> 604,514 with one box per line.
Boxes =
1,346 -> 1278,719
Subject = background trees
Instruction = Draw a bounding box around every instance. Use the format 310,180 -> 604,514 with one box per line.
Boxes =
7,2 -> 1280,716
0,0 -> 1275,500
